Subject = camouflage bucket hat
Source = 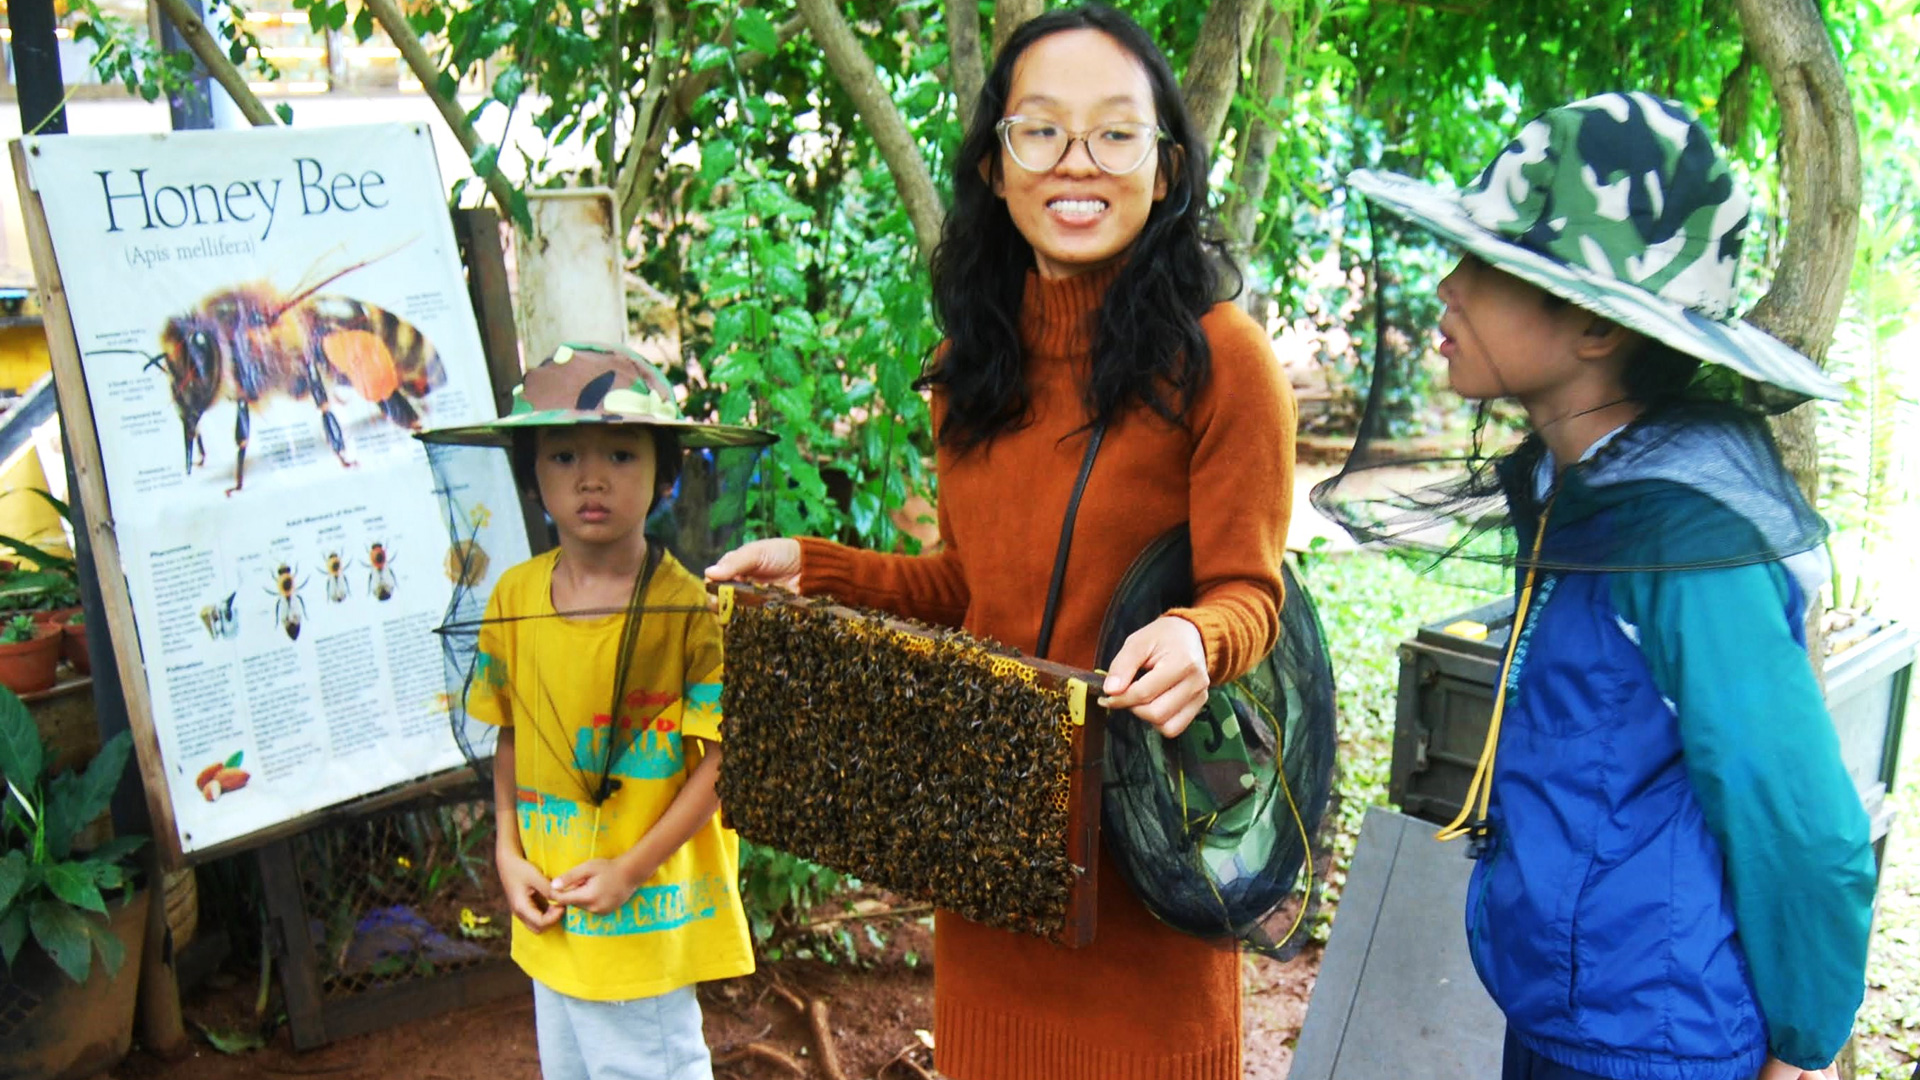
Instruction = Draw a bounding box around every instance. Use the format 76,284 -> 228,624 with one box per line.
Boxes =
1347,91 -> 1841,407
417,342 -> 775,449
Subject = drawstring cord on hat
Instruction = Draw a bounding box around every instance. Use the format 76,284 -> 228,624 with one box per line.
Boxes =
1436,491 -> 1556,846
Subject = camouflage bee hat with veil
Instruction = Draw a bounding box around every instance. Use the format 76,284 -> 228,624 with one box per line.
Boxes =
417,343 -> 775,807
1310,92 -> 1837,577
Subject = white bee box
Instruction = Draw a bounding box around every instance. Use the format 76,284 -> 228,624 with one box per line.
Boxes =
513,188 -> 627,369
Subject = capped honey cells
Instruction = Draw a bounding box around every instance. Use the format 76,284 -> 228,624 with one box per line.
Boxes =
718,599 -> 1082,939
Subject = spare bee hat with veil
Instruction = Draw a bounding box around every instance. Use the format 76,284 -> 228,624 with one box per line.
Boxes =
1311,92 -> 1838,577
417,343 -> 774,805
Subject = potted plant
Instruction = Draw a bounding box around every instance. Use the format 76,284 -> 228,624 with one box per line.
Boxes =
0,490 -> 83,627
0,688 -> 148,1079
0,614 -> 60,695
60,611 -> 88,677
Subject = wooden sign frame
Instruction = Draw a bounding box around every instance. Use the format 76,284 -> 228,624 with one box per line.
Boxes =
11,134 -> 526,868
709,582 -> 1106,946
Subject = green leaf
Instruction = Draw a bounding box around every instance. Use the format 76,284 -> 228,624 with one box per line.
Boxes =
224,749 -> 243,770
87,914 -> 125,977
352,4 -> 374,41
436,71 -> 459,101
274,102 -> 294,125
735,9 -> 779,56
196,1022 -> 267,1055
28,899 -> 93,982
0,690 -> 42,793
491,65 -> 525,105
45,732 -> 131,860
43,863 -> 106,915
82,834 -> 147,869
0,850 -> 25,913
0,907 -> 25,966
691,43 -> 730,72
470,143 -> 501,177
700,139 -> 737,186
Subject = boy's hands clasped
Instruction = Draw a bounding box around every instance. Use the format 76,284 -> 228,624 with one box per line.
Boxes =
497,848 -> 565,933
551,854 -> 657,915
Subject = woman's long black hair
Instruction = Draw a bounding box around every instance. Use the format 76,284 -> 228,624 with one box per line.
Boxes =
921,3 -> 1238,453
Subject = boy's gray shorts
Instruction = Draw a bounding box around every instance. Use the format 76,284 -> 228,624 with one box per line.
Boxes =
532,979 -> 713,1080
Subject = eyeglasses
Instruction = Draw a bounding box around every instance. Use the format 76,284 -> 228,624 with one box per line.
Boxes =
994,116 -> 1166,175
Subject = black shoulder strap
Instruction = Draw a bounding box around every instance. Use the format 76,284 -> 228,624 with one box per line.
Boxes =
1035,423 -> 1106,660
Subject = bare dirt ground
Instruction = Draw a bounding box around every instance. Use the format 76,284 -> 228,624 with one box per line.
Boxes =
112,913 -> 1317,1080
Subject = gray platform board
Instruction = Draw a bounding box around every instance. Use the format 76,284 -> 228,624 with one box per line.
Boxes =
1292,807 -> 1505,1079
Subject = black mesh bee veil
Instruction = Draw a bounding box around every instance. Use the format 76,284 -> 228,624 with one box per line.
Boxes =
427,440 -> 770,811
1306,204 -> 1829,576
1095,533 -> 1338,959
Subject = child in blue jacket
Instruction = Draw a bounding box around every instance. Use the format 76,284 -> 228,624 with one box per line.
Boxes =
1334,93 -> 1876,1080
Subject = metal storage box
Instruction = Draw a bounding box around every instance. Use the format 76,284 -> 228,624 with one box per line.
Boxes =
1392,598 -> 1912,863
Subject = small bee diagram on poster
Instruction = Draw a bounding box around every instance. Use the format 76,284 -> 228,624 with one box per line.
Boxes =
11,124 -> 531,865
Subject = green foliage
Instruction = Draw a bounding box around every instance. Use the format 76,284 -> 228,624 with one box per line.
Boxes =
736,840 -> 851,947
0,616 -> 38,645
66,0 -> 201,108
0,688 -> 144,984
1292,547 -> 1497,936
1821,207 -> 1920,611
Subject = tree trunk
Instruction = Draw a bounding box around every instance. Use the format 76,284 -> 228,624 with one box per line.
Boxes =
947,0 -> 986,130
1227,5 -> 1294,288
1731,0 -> 1860,738
1732,0 -> 1860,505
992,0 -> 1044,54
1180,0 -> 1266,158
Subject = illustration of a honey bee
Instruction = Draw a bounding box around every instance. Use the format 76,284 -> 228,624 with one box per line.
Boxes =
199,592 -> 239,640
322,551 -> 349,603
365,542 -> 397,601
267,564 -> 309,640
91,247 -> 447,496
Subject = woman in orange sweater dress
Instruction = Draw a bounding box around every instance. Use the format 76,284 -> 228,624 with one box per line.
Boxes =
708,6 -> 1296,1077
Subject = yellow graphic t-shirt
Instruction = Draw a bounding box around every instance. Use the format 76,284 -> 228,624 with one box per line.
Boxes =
469,548 -> 754,1000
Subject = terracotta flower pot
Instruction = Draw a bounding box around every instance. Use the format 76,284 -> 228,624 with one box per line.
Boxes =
0,889 -> 150,1080
60,620 -> 89,676
0,625 -> 62,694
30,606 -> 82,630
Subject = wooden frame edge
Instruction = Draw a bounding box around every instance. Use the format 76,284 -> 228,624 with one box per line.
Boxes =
11,137 -> 186,867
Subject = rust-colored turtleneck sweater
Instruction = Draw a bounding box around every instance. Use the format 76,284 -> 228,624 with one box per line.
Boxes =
796,266 -> 1297,1080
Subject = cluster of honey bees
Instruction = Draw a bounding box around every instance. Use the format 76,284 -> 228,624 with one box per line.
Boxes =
719,601 -> 1079,938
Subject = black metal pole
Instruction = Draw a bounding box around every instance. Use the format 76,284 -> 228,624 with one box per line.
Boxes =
10,0 -> 143,838
11,0 -> 68,135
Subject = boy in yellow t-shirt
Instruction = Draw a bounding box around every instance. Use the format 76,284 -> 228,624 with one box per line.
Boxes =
420,343 -> 774,1080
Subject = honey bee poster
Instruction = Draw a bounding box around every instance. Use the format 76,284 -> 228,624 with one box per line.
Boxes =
15,124 -> 530,860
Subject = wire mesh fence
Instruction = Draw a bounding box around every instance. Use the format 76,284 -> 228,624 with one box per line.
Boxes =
283,791 -> 510,999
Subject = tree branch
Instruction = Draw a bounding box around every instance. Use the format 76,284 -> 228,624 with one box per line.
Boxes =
151,0 -> 277,125
617,14 -> 806,232
1181,0 -> 1266,156
613,0 -> 678,234
362,0 -> 519,222
992,0 -> 1043,54
947,0 -> 985,130
795,0 -> 944,263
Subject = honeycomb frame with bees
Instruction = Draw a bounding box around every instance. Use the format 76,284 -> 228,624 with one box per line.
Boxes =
710,583 -> 1106,946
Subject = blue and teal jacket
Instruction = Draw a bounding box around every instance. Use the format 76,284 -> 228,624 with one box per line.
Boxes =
1468,412 -> 1876,1079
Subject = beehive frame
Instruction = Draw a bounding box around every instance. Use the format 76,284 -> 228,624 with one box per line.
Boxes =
710,583 -> 1106,946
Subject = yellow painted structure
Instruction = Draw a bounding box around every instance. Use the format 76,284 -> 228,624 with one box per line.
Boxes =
0,318 -> 51,395
0,318 -> 72,560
